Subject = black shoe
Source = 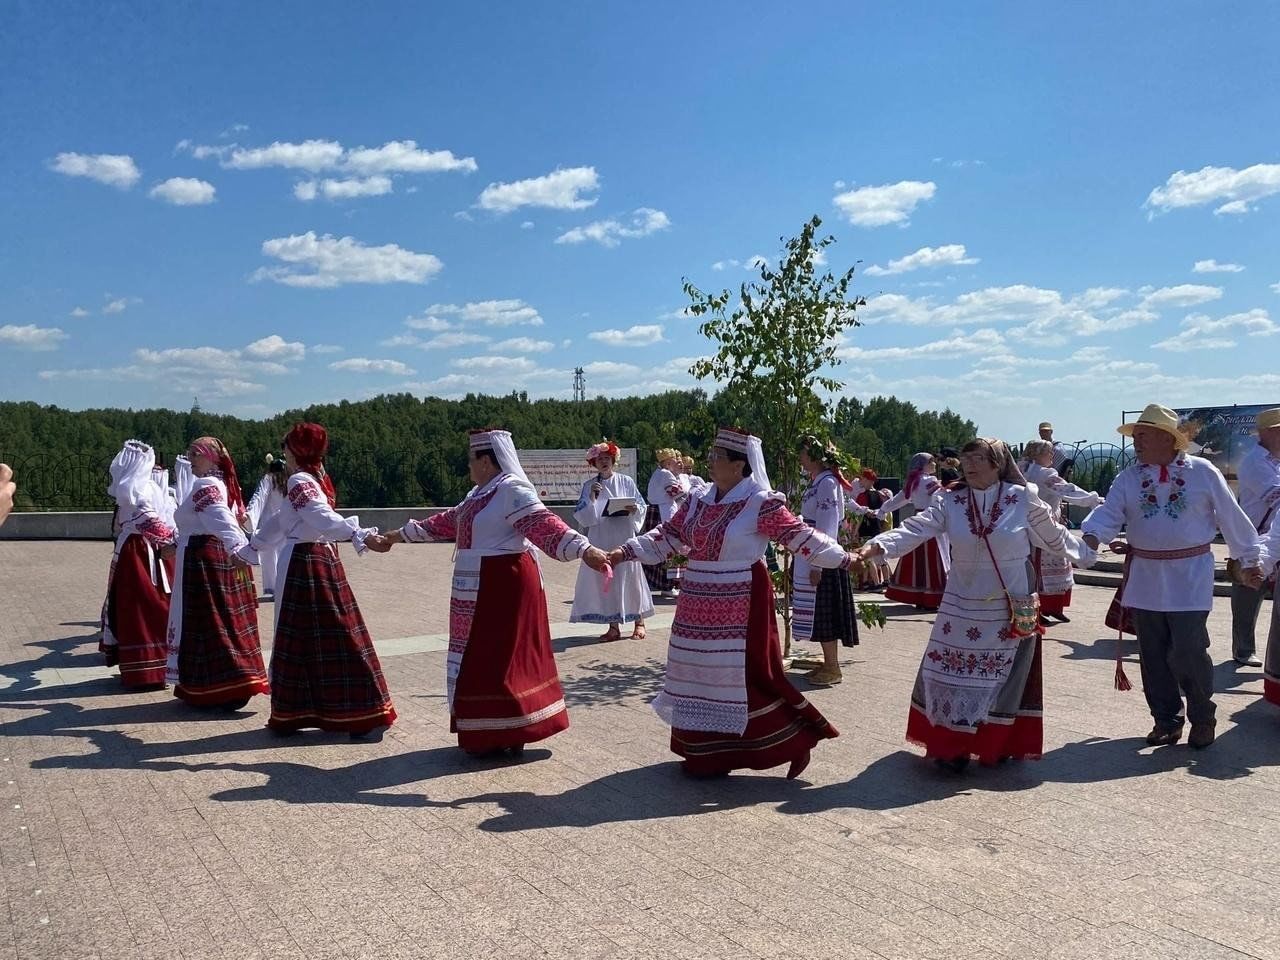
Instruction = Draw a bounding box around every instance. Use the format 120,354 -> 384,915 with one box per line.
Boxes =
220,697 -> 251,712
1234,654 -> 1263,667
349,726 -> 386,742
1145,724 -> 1184,747
507,744 -> 526,757
1188,722 -> 1216,749
935,755 -> 970,774
1052,613 -> 1071,623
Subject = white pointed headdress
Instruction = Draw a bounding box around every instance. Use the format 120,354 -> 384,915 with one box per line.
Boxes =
469,429 -> 529,483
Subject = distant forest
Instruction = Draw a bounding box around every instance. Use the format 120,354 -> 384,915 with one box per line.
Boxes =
0,391 -> 977,510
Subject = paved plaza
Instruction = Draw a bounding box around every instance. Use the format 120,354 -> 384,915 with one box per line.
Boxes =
2,540 -> 1279,960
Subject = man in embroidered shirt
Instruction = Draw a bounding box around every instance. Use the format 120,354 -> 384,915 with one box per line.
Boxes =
1082,404 -> 1262,749
1230,408 -> 1280,667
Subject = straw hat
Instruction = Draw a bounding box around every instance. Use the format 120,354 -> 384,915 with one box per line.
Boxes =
1257,408 -> 1280,432
1116,404 -> 1189,450
1038,421 -> 1053,431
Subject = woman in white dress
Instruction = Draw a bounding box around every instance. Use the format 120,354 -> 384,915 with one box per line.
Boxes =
874,452 -> 949,608
643,447 -> 687,596
1018,439 -> 1103,625
570,440 -> 654,641
855,439 -> 1095,772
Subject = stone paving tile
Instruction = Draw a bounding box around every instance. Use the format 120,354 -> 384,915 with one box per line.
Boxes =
3,541 -> 1280,960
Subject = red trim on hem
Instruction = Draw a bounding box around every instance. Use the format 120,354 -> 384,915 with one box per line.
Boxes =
1264,677 -> 1280,708
268,705 -> 397,734
906,706 -> 1042,765
452,712 -> 569,751
174,678 -> 270,707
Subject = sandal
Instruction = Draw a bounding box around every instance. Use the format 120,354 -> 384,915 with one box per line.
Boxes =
630,624 -> 647,640
598,627 -> 623,642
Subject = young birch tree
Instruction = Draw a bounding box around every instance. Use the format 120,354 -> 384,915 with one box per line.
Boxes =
685,215 -> 866,653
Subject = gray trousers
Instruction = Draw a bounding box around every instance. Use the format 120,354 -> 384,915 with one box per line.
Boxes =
1230,580 -> 1267,658
1131,608 -> 1215,728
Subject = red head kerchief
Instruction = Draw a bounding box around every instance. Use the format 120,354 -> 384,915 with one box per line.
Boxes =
284,422 -> 336,507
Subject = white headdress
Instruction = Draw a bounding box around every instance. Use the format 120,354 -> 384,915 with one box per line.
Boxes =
746,435 -> 773,492
107,440 -> 158,511
469,429 -> 529,483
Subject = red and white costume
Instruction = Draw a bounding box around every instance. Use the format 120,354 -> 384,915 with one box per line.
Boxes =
620,429 -> 851,775
876,467 -> 949,608
1022,461 -> 1102,617
100,440 -> 176,688
872,482 -> 1094,763
399,430 -> 594,751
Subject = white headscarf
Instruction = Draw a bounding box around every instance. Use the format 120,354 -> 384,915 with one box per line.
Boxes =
746,436 -> 773,492
172,455 -> 194,506
107,440 -> 159,512
471,429 -> 530,484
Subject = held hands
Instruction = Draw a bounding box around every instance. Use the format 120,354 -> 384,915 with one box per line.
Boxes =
1241,565 -> 1267,590
582,546 -> 612,571
364,531 -> 400,553
605,548 -> 627,566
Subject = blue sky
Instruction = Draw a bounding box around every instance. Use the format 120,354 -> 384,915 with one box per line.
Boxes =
3,2 -> 1279,449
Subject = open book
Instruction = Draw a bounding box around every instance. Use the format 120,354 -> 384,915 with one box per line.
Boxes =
604,497 -> 640,517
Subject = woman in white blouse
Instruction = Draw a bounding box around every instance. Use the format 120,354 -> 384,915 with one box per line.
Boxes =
855,439 -> 1094,772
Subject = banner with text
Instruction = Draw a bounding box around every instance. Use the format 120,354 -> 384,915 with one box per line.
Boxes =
518,448 -> 638,503
1124,404 -> 1276,481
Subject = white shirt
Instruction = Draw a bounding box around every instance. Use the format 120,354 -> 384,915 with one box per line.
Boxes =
1235,442 -> 1280,532
1023,462 -> 1102,515
177,476 -> 248,554
1082,454 -> 1259,612
646,468 -> 685,522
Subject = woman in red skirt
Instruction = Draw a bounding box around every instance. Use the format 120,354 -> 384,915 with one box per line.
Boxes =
100,440 -> 177,689
367,428 -> 611,758
237,423 -> 395,739
874,452 -> 949,609
610,428 -> 855,779
166,436 -> 269,711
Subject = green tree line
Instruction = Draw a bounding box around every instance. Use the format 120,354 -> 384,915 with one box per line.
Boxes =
0,391 -> 976,510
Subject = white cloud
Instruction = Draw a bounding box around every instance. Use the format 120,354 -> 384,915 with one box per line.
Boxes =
342,140 -> 477,175
833,180 -> 936,227
253,232 -> 443,288
208,378 -> 266,397
295,175 -> 393,201
583,360 -> 642,378
312,343 -> 343,354
244,334 -> 306,362
329,357 -> 416,375
863,243 -> 979,276
50,152 -> 140,189
477,166 -> 599,213
1146,163 -> 1280,216
135,345 -> 289,377
451,355 -> 538,373
1272,282 -> 1280,294
425,299 -> 543,327
555,208 -> 670,247
587,324 -> 666,347
712,254 -> 769,272
419,332 -> 492,349
69,307 -> 89,318
404,373 -> 484,395
490,337 -> 554,353
379,333 -> 423,348
0,324 -> 68,351
1154,308 -> 1279,352
404,313 -> 454,332
1139,284 -> 1223,309
102,296 -> 139,315
149,177 -> 216,205
836,327 -> 1005,362
520,221 -> 535,230
226,139 -> 345,171
1192,259 -> 1244,274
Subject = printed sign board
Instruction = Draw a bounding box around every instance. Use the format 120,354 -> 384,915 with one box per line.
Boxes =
518,448 -> 638,503
1123,404 -> 1275,481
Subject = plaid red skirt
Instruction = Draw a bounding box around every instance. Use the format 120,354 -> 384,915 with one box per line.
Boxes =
885,539 -> 947,609
268,543 -> 396,734
173,535 -> 269,707
453,552 -> 569,751
673,562 -> 838,775
101,534 -> 174,687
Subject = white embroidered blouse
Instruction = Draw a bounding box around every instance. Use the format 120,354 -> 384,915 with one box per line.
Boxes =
1082,455 -> 1259,611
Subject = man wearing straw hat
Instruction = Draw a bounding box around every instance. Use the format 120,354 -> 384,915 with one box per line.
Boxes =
1038,421 -> 1071,474
1230,407 -> 1280,667
1082,404 -> 1262,748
